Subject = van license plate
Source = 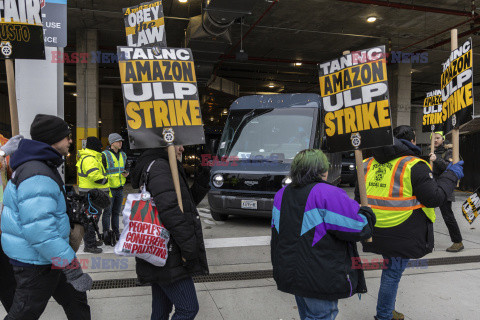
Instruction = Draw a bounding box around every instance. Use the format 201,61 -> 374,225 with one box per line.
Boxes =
241,200 -> 257,210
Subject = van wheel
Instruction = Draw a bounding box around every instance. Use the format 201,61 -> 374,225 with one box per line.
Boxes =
211,211 -> 229,221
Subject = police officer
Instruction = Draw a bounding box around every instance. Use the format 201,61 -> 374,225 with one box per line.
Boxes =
101,133 -> 128,243
76,137 -> 109,254
358,125 -> 464,320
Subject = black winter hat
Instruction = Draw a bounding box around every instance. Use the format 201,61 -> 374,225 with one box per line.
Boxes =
86,137 -> 103,153
30,114 -> 71,145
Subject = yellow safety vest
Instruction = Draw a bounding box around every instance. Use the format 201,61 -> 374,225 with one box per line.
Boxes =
102,150 -> 127,189
363,156 -> 436,228
76,149 -> 110,193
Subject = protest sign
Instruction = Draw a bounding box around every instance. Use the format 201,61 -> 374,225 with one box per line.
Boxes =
118,46 -> 205,149
42,0 -> 67,48
440,37 -> 473,134
0,0 -> 45,60
318,46 -> 393,153
123,1 -> 167,48
422,90 -> 444,133
462,187 -> 480,224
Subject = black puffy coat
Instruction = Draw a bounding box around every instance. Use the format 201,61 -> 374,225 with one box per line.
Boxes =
131,148 -> 209,285
432,143 -> 455,202
358,139 -> 458,259
271,182 -> 376,300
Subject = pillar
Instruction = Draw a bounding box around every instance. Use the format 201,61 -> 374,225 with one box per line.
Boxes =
100,88 -> 115,147
389,62 -> 412,128
76,29 -> 99,153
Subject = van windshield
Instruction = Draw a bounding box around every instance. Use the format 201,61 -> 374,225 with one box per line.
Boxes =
217,108 -> 316,162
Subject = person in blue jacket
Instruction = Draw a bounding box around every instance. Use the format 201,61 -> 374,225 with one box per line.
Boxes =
1,114 -> 92,320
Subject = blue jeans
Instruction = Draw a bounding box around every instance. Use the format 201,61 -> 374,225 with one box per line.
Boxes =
102,187 -> 124,236
295,296 -> 338,320
151,277 -> 199,320
376,255 -> 410,320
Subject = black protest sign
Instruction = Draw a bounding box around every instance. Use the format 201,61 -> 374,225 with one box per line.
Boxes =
0,0 -> 45,59
118,46 -> 205,149
441,38 -> 474,134
422,90 -> 444,133
462,187 -> 480,224
123,1 -> 166,48
318,46 -> 393,153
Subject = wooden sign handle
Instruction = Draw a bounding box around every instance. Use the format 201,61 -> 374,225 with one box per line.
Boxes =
6,59 -> 19,136
342,50 -> 371,241
451,29 -> 460,164
355,150 -> 368,206
430,132 -> 435,167
167,144 -> 184,213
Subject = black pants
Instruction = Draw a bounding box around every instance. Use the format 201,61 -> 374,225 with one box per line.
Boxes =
0,240 -> 16,312
5,265 -> 91,320
80,191 -> 103,249
83,223 -> 98,248
440,201 -> 463,243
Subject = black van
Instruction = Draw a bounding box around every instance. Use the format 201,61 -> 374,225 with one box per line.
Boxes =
208,94 -> 341,221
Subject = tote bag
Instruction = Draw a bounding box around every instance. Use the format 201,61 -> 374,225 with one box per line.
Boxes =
114,161 -> 170,266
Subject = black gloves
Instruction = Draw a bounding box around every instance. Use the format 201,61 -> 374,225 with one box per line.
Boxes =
358,206 -> 376,232
62,259 -> 93,292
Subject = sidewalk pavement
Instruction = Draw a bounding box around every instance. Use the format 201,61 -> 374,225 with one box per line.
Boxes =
0,190 -> 478,319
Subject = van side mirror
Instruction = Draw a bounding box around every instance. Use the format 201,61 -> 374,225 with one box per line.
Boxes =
209,139 -> 219,154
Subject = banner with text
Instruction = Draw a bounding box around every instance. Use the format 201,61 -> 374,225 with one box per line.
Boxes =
318,46 -> 393,152
462,187 -> 480,224
0,0 -> 45,59
441,38 -> 474,133
123,1 -> 166,48
42,0 -> 67,48
422,90 -> 444,133
118,46 -> 205,149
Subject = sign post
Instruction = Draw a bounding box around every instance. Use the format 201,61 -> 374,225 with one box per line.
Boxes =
451,29 -> 460,164
421,90 -> 443,167
0,0 -> 46,136
440,31 -> 473,164
120,1 -> 200,215
318,47 -> 393,199
6,59 -> 19,135
318,46 -> 394,241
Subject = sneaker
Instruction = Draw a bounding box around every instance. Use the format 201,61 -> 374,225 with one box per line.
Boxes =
96,240 -> 104,247
392,310 -> 404,320
84,246 -> 103,254
446,242 -> 464,252
374,310 -> 404,320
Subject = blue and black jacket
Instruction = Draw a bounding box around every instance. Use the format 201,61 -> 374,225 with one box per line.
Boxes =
1,139 -> 75,266
271,181 -> 375,300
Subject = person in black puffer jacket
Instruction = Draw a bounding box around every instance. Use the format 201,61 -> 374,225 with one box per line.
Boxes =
131,145 -> 209,320
429,131 -> 463,252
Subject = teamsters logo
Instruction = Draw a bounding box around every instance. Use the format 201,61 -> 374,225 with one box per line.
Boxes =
374,167 -> 386,182
0,42 -> 12,58
162,128 -> 175,143
350,132 -> 361,148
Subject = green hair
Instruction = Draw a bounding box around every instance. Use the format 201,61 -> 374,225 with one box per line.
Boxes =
290,149 -> 330,187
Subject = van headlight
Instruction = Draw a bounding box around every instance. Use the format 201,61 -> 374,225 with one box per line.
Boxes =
282,177 -> 292,187
349,164 -> 355,171
212,174 -> 224,188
